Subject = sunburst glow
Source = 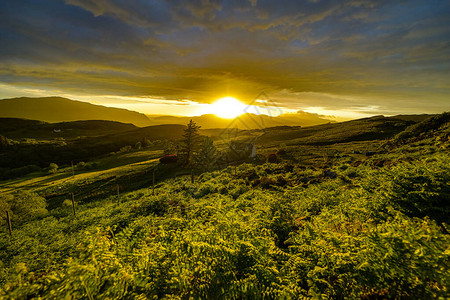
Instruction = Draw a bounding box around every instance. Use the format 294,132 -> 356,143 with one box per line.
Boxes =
211,96 -> 247,119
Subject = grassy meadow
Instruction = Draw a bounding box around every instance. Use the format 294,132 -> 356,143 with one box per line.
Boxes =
0,113 -> 449,299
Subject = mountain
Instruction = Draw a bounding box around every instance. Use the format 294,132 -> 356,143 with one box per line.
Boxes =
0,97 -> 152,127
148,111 -> 334,129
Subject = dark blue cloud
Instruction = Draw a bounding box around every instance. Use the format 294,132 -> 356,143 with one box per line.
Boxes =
0,0 -> 449,113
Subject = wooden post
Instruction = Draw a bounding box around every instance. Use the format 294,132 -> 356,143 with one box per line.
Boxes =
6,211 -> 12,236
152,168 -> 155,195
71,193 -> 76,216
117,184 -> 120,197
191,169 -> 194,184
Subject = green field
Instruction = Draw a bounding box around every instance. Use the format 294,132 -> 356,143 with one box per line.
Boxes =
0,114 -> 449,299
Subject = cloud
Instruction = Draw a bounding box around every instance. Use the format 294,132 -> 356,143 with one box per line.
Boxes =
0,0 -> 449,116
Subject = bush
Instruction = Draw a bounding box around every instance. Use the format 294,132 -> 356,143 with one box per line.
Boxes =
120,145 -> 132,153
7,191 -> 48,223
0,165 -> 41,180
0,134 -> 9,149
76,162 -> 86,170
142,138 -> 152,148
48,163 -> 58,174
385,157 -> 450,223
267,153 -> 278,163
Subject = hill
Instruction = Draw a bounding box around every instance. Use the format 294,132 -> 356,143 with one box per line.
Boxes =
0,118 -> 138,139
0,97 -> 152,127
0,113 -> 448,299
0,113 -> 433,173
148,110 -> 334,129
256,115 -> 431,146
0,124 -> 186,170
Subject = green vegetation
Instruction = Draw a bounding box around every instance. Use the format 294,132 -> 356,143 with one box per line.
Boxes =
0,121 -> 186,177
179,120 -> 202,165
1,192 -> 47,224
256,115 -> 420,146
194,137 -> 217,171
48,163 -> 58,174
0,114 -> 449,298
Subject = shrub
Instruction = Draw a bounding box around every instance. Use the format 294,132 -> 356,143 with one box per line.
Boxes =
76,162 -> 86,170
7,191 -> 48,223
159,154 -> 178,164
0,134 -> 9,149
142,138 -> 152,148
0,165 -> 41,180
267,153 -> 278,163
48,163 -> 58,174
120,145 -> 132,153
276,149 -> 287,156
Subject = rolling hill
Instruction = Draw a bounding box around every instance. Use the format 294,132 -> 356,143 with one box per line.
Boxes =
0,123 -> 186,169
0,97 -> 152,127
0,118 -> 138,139
148,111 -> 334,129
255,115 -> 431,145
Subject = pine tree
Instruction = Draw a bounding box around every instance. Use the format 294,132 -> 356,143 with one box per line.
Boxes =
180,120 -> 201,165
194,137 -> 217,171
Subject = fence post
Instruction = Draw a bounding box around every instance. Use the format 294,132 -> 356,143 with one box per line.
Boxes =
152,168 -> 155,195
71,193 -> 76,216
191,169 -> 194,184
6,211 -> 12,236
117,184 -> 120,197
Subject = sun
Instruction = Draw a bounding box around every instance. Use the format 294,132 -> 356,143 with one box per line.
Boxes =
211,96 -> 246,119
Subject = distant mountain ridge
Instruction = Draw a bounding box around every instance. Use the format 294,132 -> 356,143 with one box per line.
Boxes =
0,96 -> 335,129
0,97 -> 152,127
148,111 -> 334,129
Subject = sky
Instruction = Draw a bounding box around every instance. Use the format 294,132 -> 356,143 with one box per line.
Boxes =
0,0 -> 449,118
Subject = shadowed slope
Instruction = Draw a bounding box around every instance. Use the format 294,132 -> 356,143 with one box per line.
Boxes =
0,97 -> 152,127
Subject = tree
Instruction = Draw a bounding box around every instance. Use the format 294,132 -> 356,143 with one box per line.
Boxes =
142,138 -> 152,148
180,120 -> 201,165
0,134 -> 9,150
48,163 -> 58,174
163,141 -> 177,156
194,137 -> 217,171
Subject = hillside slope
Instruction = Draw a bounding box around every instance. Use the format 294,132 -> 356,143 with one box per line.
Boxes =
0,118 -> 138,139
256,115 -> 429,145
148,111 -> 333,129
0,124 -> 186,169
0,97 -> 152,127
0,113 -> 448,299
